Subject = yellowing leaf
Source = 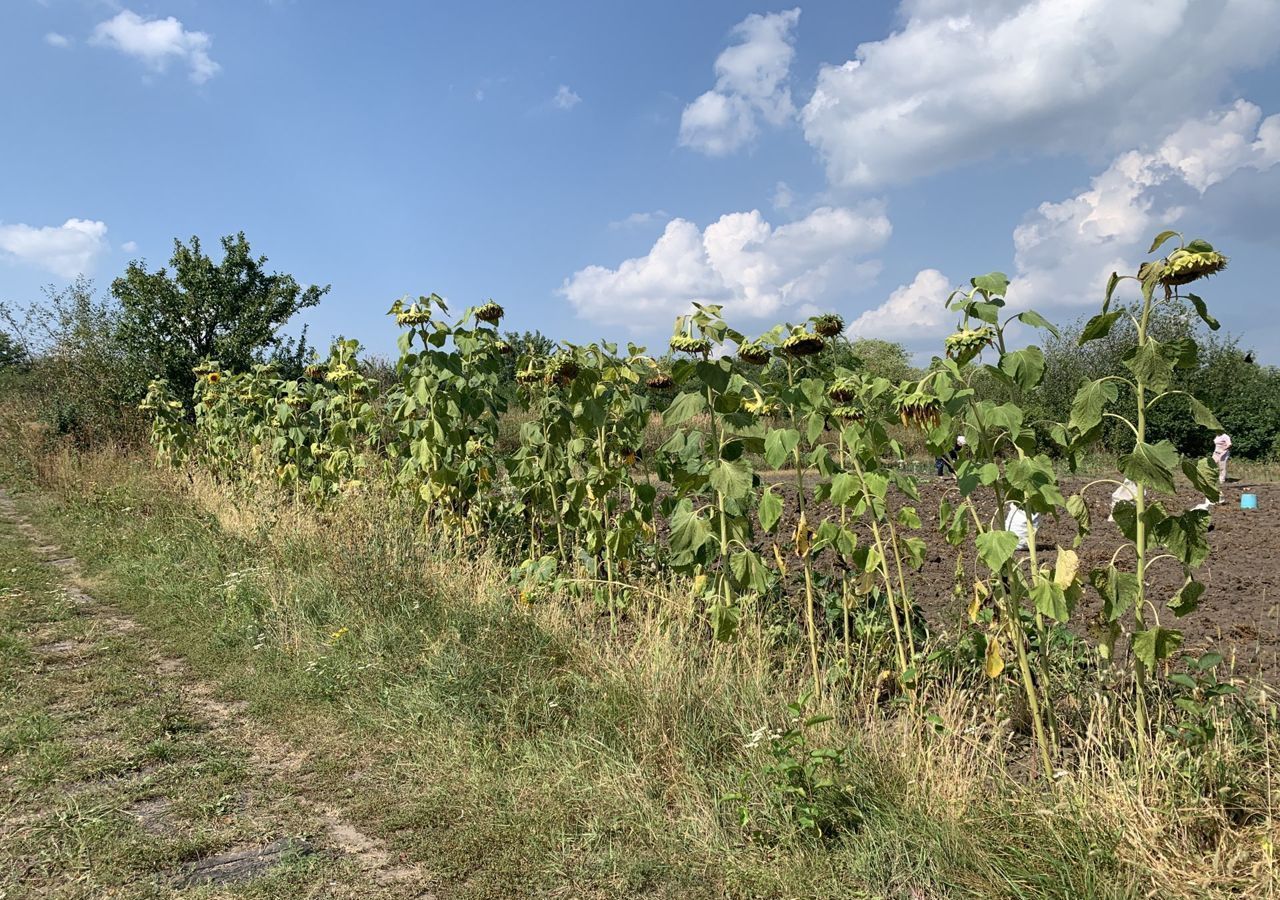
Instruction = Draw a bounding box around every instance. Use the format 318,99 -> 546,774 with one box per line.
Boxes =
969,580 -> 989,624
984,638 -> 1005,679
1053,548 -> 1079,590
793,512 -> 811,558
771,542 -> 788,578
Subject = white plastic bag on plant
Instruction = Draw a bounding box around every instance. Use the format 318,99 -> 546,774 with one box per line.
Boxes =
1003,503 -> 1040,551
1108,479 -> 1138,522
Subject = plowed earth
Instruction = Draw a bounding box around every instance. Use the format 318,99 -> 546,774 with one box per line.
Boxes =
758,475 -> 1280,683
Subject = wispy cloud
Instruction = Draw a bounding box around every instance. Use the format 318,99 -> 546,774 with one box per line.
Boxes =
553,84 -> 581,110
608,210 -> 669,230
44,32 -> 71,49
772,181 -> 793,211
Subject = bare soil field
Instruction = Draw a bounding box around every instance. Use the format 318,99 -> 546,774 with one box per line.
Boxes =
760,475 -> 1280,683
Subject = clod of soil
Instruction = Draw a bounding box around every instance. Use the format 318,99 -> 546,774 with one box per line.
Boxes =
176,837 -> 314,887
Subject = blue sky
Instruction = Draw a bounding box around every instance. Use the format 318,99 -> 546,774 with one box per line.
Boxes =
3,0 -> 1280,363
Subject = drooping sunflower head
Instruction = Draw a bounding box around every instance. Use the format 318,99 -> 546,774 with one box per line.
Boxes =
780,331 -> 825,357
943,325 -> 995,365
1160,242 -> 1228,287
613,446 -> 642,467
546,352 -> 579,386
831,404 -> 865,423
894,392 -> 942,430
737,340 -> 772,366
304,364 -> 327,381
493,339 -> 514,355
395,305 -> 433,327
828,376 -> 860,404
812,313 -> 844,338
516,362 -> 545,386
645,372 -> 674,391
475,300 -> 505,324
670,334 -> 712,356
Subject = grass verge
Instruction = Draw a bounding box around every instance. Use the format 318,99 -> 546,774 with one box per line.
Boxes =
0,502 -> 412,898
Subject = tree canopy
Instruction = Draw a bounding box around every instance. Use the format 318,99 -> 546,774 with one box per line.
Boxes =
112,232 -> 328,399
0,328 -> 26,371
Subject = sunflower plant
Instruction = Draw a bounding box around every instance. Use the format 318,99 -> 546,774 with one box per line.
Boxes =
1063,232 -> 1225,754
658,304 -> 773,642
817,371 -> 926,686
756,316 -> 842,697
388,294 -> 510,534
925,271 -> 1074,776
139,378 -> 192,465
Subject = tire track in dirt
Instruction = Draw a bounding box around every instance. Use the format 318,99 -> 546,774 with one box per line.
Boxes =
0,489 -> 436,897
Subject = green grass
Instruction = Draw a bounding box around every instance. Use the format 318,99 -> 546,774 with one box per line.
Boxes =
0,506 -> 417,898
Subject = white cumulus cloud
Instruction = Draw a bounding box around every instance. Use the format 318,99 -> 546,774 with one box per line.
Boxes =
802,0 -> 1280,188
0,219 -> 110,278
679,8 -> 801,156
91,10 -> 221,84
847,268 -> 954,345
553,84 -> 581,110
1013,99 -> 1280,310
563,203 -> 890,326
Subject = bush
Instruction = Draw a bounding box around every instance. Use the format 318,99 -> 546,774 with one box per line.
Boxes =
0,279 -> 149,447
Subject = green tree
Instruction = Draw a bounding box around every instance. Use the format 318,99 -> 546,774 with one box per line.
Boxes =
1193,338 -> 1280,459
1027,304 -> 1280,460
112,232 -> 328,400
0,328 -> 27,370
846,337 -> 918,383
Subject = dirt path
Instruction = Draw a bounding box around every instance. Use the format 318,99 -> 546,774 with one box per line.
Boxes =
0,490 -> 436,899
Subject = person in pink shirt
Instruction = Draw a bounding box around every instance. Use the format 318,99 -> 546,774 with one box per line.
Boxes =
1212,433 -> 1232,485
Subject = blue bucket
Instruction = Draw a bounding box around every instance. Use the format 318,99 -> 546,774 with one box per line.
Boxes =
1241,493 -> 1258,510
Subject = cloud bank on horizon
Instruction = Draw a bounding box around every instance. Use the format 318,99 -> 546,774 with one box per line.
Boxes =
564,204 -> 890,327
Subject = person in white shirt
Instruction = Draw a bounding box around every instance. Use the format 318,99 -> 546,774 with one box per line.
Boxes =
1212,433 -> 1232,485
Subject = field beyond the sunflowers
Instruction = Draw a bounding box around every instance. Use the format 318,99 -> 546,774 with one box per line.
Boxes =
749,471 -> 1280,684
